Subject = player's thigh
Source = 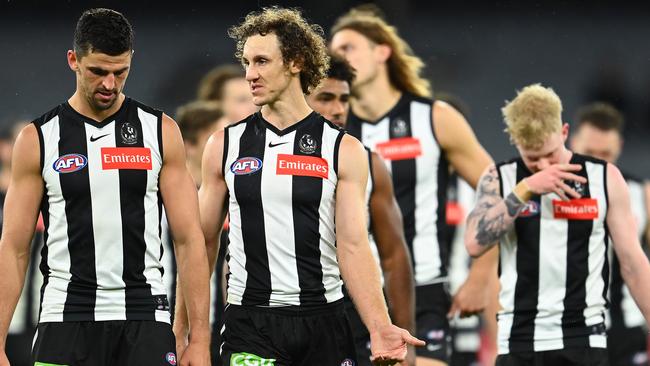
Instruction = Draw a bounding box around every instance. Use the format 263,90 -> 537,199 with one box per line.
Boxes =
114,321 -> 176,366
32,322 -> 108,366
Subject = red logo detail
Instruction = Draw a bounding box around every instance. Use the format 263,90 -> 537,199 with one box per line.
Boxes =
276,154 -> 329,179
101,147 -> 152,170
375,137 -> 422,161
446,202 -> 464,225
552,198 -> 599,220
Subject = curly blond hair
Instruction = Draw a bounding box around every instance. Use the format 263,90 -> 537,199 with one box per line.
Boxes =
228,7 -> 329,94
331,7 -> 431,98
502,84 -> 563,150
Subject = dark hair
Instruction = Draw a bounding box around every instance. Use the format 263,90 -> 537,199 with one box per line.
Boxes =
326,52 -> 356,86
175,101 -> 224,144
228,6 -> 329,94
574,102 -> 624,133
74,8 -> 134,58
197,64 -> 245,101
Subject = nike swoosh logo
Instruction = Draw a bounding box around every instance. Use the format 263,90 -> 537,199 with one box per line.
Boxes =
90,134 -> 110,142
268,141 -> 289,148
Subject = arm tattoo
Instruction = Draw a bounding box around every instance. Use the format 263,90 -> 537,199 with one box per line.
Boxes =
468,167 -> 522,246
505,192 -> 526,216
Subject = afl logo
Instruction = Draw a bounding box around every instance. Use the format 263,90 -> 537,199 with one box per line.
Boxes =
165,352 -> 176,365
231,157 -> 263,175
53,153 -> 87,173
520,200 -> 540,217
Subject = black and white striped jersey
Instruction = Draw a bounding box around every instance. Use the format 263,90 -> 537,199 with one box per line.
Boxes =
496,153 -> 609,354
608,173 -> 647,330
347,94 -> 450,286
34,98 -> 170,323
223,111 -> 345,307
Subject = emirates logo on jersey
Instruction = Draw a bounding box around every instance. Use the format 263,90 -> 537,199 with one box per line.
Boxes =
276,154 -> 328,179
101,147 -> 152,170
552,198 -> 599,220
375,137 -> 422,161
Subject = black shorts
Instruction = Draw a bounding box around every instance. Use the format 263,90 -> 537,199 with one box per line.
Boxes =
344,296 -> 372,366
496,348 -> 609,366
32,321 -> 176,366
415,283 -> 452,362
608,326 -> 649,366
220,300 -> 357,366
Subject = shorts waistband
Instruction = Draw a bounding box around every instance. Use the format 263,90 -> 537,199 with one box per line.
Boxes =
228,299 -> 345,317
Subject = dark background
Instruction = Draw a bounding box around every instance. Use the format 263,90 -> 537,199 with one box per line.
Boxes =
2,0 -> 649,176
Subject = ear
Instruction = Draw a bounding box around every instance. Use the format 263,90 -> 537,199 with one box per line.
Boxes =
375,44 -> 392,63
67,50 -> 79,72
561,122 -> 570,142
288,58 -> 302,74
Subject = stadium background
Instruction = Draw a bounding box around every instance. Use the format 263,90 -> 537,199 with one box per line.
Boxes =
1,1 -> 648,176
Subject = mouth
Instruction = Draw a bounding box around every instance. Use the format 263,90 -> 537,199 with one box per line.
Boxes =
95,90 -> 116,102
250,84 -> 262,94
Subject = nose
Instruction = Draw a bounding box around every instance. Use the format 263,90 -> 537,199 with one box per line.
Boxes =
537,158 -> 550,171
245,65 -> 258,81
102,73 -> 115,91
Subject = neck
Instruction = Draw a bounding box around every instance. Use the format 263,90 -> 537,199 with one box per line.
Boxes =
68,92 -> 126,122
351,70 -> 402,121
261,83 -> 312,130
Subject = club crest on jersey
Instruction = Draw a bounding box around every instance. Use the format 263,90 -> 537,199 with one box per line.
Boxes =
120,122 -> 138,145
53,153 -> 87,173
553,198 -> 598,220
230,352 -> 276,366
299,134 -> 317,154
519,200 -> 540,217
165,352 -> 177,365
231,157 -> 263,175
391,118 -> 408,137
341,359 -> 355,366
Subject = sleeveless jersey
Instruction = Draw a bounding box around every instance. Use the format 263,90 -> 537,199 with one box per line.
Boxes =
223,111 -> 345,307
34,98 -> 169,323
347,93 -> 450,286
496,153 -> 609,354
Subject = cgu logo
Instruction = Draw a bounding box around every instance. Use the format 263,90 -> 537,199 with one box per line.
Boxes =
53,153 -> 87,173
231,157 -> 263,175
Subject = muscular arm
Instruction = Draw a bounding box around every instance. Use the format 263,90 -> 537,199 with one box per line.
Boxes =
644,181 -> 650,246
368,152 -> 415,333
159,115 -> 210,347
337,136 -> 391,332
607,164 -> 650,324
173,130 -> 228,343
464,165 -> 527,257
0,125 -> 43,353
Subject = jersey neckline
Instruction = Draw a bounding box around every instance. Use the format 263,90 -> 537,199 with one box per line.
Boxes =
349,92 -> 411,125
63,97 -> 131,129
258,110 -> 317,136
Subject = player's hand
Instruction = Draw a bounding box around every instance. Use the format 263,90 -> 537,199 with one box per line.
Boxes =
369,324 -> 425,366
448,276 -> 488,318
0,351 -> 10,366
178,340 -> 210,366
525,164 -> 587,200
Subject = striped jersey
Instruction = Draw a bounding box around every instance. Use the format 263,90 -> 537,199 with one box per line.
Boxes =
347,93 -> 450,286
34,98 -> 170,323
496,153 -> 609,354
223,111 -> 345,307
608,173 -> 647,330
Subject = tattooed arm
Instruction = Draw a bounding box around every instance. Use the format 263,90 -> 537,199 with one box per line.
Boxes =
464,165 -> 528,257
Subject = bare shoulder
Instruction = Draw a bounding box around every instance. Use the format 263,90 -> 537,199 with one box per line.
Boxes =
338,134 -> 367,179
13,124 -> 41,172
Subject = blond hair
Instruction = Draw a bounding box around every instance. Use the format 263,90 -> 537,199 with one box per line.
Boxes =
502,84 -> 563,149
331,7 -> 431,98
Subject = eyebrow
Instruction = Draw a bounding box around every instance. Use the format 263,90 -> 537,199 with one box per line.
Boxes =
87,66 -> 130,75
